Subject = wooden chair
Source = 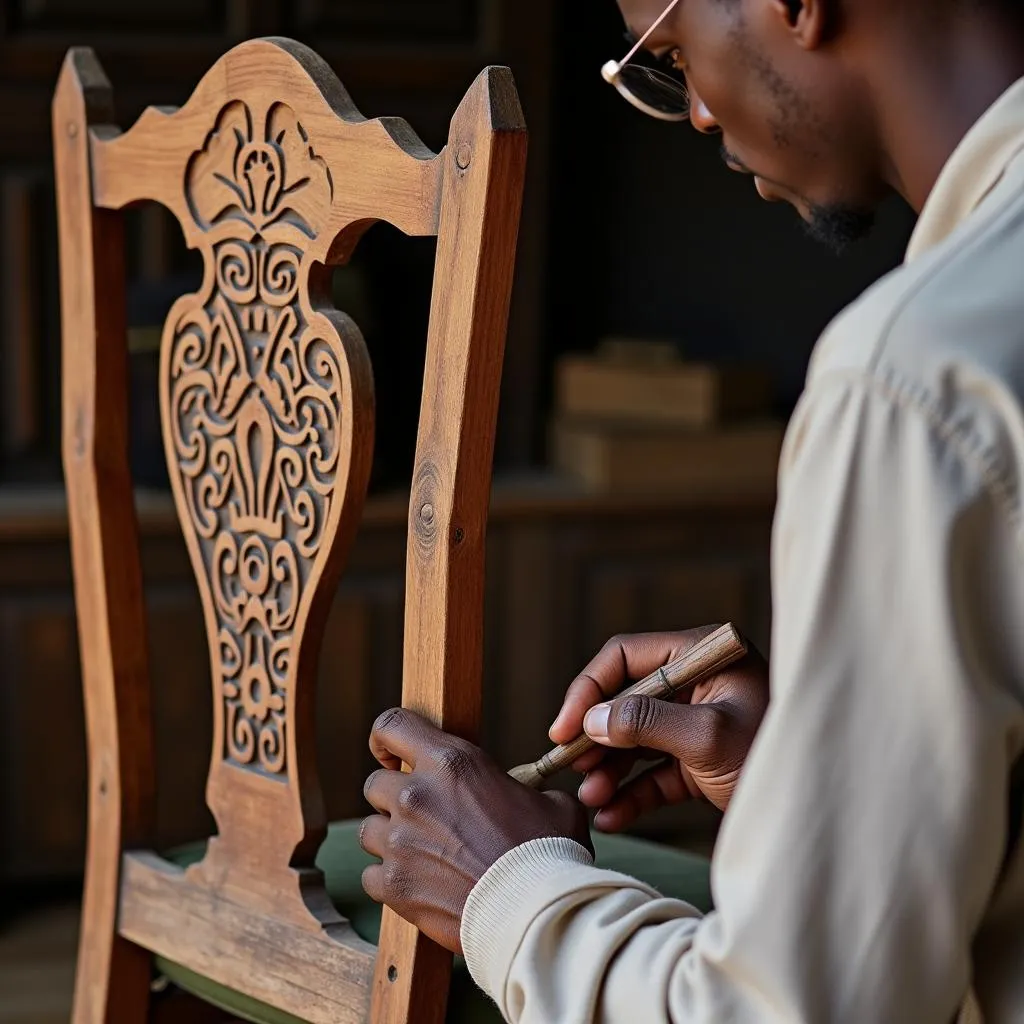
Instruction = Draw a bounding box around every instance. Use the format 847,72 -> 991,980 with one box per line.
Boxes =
53,36 -> 528,1024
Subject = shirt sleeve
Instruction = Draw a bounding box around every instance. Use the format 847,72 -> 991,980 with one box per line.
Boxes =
460,369 -> 1016,1023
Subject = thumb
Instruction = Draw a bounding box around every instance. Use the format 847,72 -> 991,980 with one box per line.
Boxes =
584,695 -> 720,762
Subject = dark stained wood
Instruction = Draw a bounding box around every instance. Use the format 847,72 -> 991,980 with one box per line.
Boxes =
316,594 -> 374,820
491,0 -> 554,467
10,0 -> 220,32
289,0 -> 479,40
1,173 -> 43,462
0,587 -> 85,876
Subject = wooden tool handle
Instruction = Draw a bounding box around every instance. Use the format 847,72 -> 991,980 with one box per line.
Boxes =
513,622 -> 747,787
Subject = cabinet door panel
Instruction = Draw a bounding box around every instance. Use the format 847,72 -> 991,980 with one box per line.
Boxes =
7,0 -> 224,33
583,558 -> 755,654
0,592 -> 85,877
145,584 -> 215,849
317,576 -> 405,821
290,0 -> 479,42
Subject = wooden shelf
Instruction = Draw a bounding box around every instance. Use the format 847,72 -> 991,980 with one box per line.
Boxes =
0,473 -> 777,540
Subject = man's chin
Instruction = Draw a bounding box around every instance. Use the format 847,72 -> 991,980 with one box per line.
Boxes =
797,200 -> 877,254
755,176 -> 876,253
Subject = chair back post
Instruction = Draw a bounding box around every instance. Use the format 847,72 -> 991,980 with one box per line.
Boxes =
53,48 -> 157,1023
371,66 -> 528,1024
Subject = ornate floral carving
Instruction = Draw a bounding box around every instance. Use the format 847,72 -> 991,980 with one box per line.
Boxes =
164,100 -> 341,777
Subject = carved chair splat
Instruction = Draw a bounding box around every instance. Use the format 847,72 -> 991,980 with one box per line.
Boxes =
52,36 -> 527,1024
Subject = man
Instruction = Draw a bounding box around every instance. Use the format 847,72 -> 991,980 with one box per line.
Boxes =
359,0 -> 1024,1019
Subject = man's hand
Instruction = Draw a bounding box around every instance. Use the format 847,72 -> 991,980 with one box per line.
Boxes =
360,708 -> 591,954
550,625 -> 770,823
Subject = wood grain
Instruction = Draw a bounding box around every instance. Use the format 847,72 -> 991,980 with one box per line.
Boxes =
370,63 -> 528,1024
56,33 -> 528,1024
118,852 -> 375,1024
509,623 -> 748,787
89,38 -> 444,251
52,47 -> 156,1024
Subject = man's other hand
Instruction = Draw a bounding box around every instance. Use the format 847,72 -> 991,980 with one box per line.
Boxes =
550,625 -> 770,822
360,708 -> 592,954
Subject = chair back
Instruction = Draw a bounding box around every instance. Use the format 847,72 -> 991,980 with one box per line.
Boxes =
53,37 -> 526,1024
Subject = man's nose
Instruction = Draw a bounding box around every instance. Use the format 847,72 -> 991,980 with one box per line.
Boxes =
689,87 -> 720,134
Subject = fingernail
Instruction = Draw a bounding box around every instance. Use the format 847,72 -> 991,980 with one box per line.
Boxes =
584,702 -> 611,740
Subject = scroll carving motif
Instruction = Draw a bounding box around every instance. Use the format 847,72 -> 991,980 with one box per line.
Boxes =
164,99 -> 341,777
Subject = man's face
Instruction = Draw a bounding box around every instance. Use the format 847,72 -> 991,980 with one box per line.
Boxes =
615,0 -> 888,250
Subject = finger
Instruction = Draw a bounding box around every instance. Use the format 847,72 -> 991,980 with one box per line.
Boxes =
577,750 -> 646,806
593,760 -> 694,833
363,767 -> 408,814
358,814 -> 391,859
571,691 -> 701,774
549,626 -> 723,744
369,707 -> 447,771
362,863 -> 385,904
585,694 -> 724,764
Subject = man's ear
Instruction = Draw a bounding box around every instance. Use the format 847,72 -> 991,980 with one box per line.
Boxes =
768,0 -> 828,48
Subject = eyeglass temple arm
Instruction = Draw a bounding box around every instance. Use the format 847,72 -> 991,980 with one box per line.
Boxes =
616,0 -> 682,69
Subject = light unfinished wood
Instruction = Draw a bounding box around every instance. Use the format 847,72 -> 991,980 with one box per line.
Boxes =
554,353 -> 773,428
508,623 -> 748,788
53,33 -> 526,1024
118,852 -> 375,1024
371,48 -> 528,1024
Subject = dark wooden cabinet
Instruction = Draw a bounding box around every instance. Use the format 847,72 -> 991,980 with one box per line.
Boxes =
0,479 -> 774,881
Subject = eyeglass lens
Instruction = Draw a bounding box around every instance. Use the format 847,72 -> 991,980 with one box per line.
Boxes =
617,65 -> 689,117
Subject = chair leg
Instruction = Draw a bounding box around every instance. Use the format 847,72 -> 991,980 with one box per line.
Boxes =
71,841 -> 151,1024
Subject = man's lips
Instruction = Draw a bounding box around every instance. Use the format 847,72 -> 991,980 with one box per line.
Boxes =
721,148 -> 786,203
724,160 -> 777,200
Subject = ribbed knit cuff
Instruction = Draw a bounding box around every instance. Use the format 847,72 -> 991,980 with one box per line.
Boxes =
460,837 -> 595,1004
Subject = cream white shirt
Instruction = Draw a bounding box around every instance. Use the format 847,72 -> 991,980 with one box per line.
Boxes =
460,77 -> 1024,1024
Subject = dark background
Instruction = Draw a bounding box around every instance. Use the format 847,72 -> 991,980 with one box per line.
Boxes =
0,0 -> 916,490
0,0 -> 918,898
544,2 -> 916,416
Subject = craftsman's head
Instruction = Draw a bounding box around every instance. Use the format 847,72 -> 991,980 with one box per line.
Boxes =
606,0 -> 1024,251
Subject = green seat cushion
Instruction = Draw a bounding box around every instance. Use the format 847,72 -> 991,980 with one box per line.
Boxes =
156,820 -> 712,1024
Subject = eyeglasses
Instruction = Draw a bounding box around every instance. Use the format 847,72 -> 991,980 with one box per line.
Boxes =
601,0 -> 690,122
